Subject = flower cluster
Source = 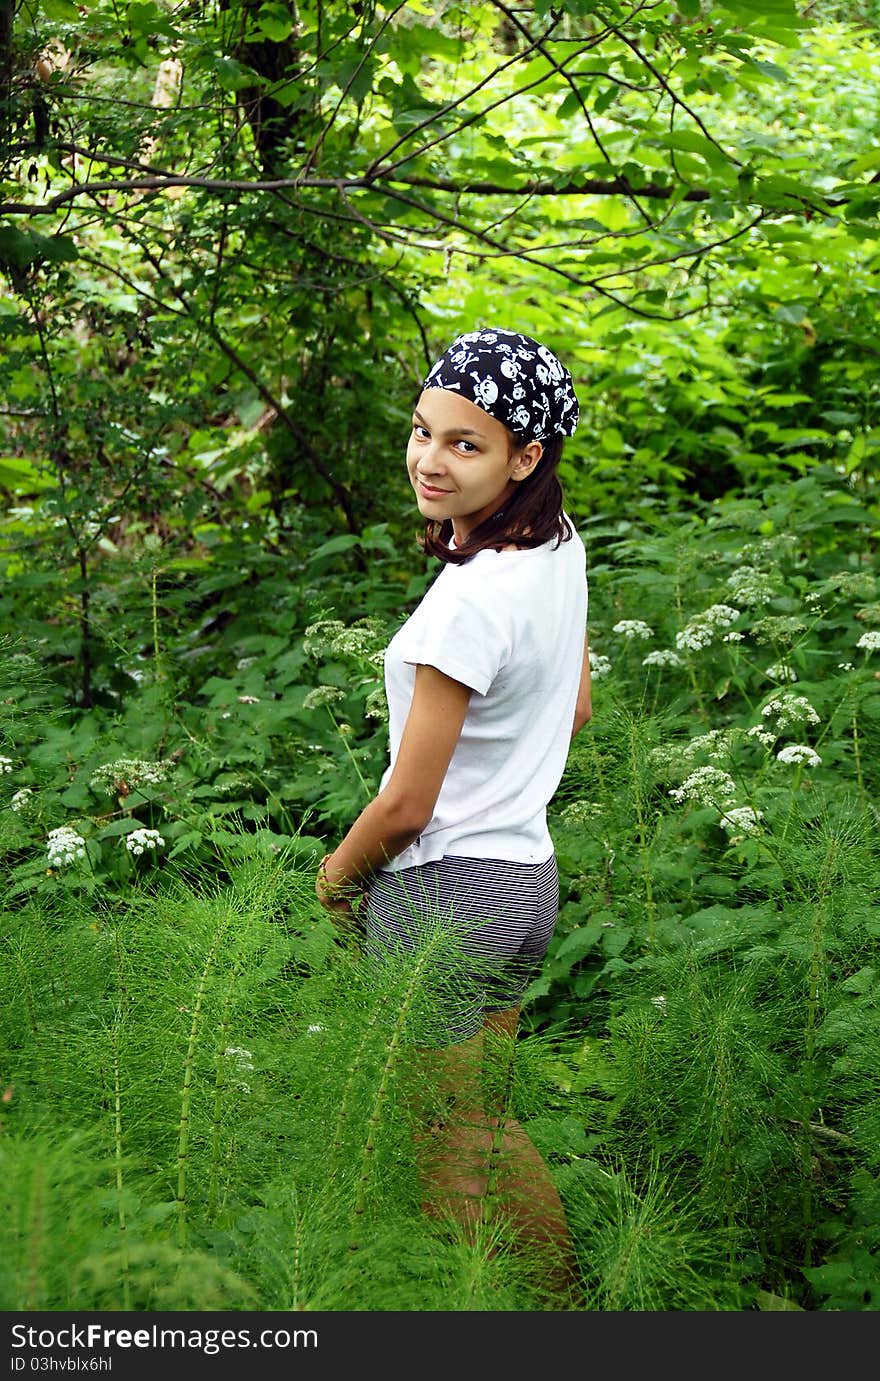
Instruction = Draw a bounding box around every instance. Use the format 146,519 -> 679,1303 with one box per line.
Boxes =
675,604 -> 740,653
364,687 -> 389,721
0,756 -> 13,774
669,767 -> 737,808
642,649 -> 683,668
90,758 -> 170,795
559,800 -> 604,824
304,616 -> 386,661
124,828 -> 165,856
612,619 -> 653,640
776,744 -> 822,768
725,567 -> 775,607
765,662 -> 798,683
719,805 -> 764,839
10,788 -> 34,812
47,826 -> 87,867
302,685 -> 345,710
746,726 -> 777,750
761,694 -> 820,730
680,729 -> 734,763
221,1045 -> 254,1094
588,650 -> 612,677
857,630 -> 880,653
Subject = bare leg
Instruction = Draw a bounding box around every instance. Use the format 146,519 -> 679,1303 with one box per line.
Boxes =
416,1007 -> 583,1307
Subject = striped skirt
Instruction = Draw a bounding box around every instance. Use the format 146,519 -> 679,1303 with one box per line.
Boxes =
363,853 -> 559,1044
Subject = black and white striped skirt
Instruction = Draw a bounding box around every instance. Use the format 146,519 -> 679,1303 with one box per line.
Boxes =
363,853 -> 559,1044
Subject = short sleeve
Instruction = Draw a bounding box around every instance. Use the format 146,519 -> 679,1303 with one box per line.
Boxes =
395,564 -> 511,695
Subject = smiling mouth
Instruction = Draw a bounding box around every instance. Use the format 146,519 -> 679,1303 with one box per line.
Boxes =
417,481 -> 451,496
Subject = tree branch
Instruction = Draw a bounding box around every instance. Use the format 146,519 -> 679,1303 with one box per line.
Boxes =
0,164 -> 717,217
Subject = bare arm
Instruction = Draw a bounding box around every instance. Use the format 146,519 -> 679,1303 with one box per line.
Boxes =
571,632 -> 593,739
318,662 -> 472,901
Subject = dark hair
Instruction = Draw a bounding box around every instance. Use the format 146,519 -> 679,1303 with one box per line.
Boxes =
420,431 -> 572,565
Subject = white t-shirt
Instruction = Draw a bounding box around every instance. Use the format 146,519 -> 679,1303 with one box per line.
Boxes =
378,523 -> 588,870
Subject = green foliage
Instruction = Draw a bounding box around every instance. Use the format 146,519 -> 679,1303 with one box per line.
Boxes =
2,0 -> 880,1313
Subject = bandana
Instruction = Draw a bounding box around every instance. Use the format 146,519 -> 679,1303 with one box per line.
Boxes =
421,328 -> 579,442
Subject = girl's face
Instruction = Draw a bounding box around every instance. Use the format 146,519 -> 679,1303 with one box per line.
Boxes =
407,388 -> 542,543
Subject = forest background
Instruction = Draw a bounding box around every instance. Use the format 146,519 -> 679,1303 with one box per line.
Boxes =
1,0 -> 879,1314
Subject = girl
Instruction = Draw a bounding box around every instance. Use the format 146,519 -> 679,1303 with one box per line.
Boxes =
315,327 -> 591,1302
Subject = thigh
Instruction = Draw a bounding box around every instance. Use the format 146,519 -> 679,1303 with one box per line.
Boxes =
363,856 -> 559,1039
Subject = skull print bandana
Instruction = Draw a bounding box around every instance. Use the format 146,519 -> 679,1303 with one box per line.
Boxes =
421,327 -> 579,442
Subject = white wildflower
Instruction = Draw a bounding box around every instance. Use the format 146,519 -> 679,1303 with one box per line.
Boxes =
682,730 -> 733,762
856,630 -> 880,652
776,744 -> 821,768
222,1045 -> 254,1094
752,616 -> 806,645
719,805 -> 764,837
236,657 -> 258,670
588,651 -> 612,677
747,726 -> 777,750
723,631 -> 744,643
765,662 -> 798,683
124,827 -> 165,857
237,694 -> 261,704
222,1045 -> 254,1068
726,568 -> 774,606
47,826 -> 87,868
612,619 -> 653,640
675,623 -> 714,653
761,694 -> 820,730
330,620 -> 386,658
701,604 -> 741,628
0,756 -> 13,774
669,766 -> 737,808
302,685 -> 345,710
642,649 -> 683,668
364,687 -> 388,721
306,1024 -> 324,1035
559,800 -> 604,824
303,618 -> 345,657
648,743 -> 682,773
838,662 -> 855,672
90,758 -> 170,794
650,995 -> 667,1010
10,788 -> 34,812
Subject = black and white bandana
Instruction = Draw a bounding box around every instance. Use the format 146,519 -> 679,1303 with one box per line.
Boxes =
421,328 -> 579,442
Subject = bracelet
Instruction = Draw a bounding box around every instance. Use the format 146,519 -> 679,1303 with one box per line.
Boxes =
317,853 -> 366,901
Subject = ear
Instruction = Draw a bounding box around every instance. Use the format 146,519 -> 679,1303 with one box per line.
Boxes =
510,439 -> 543,482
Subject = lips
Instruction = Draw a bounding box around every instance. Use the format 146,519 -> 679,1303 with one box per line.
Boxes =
417,481 -> 451,498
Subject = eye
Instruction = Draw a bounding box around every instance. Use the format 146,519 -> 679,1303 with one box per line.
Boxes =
455,439 -> 478,454
413,424 -> 430,440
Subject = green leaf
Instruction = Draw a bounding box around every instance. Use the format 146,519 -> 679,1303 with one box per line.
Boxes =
0,226 -> 78,271
0,457 -> 55,491
256,3 -> 294,42
308,534 -> 361,561
96,818 -> 141,838
167,830 -> 204,859
555,919 -> 603,962
39,0 -> 80,17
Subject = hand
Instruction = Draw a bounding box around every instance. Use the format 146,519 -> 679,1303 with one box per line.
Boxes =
316,854 -> 366,935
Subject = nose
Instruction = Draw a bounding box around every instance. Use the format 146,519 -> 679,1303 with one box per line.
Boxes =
416,439 -> 447,478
